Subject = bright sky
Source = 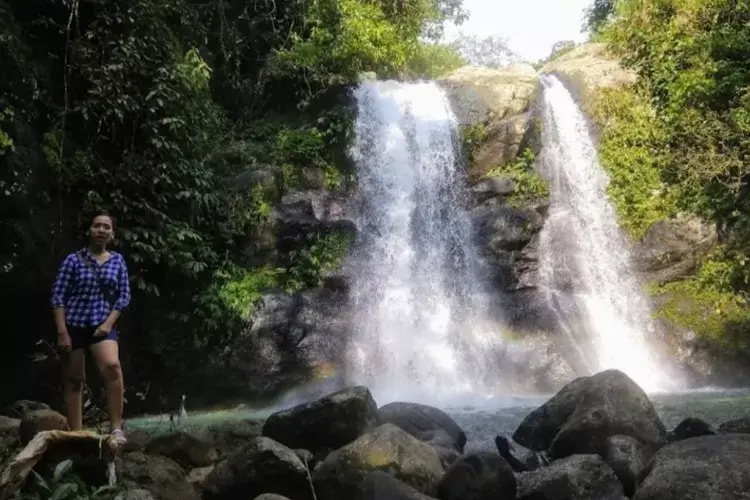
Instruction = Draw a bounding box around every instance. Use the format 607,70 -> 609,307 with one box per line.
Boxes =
443,0 -> 592,62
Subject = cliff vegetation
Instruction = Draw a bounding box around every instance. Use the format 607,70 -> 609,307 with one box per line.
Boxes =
584,0 -> 750,351
0,0 -> 467,407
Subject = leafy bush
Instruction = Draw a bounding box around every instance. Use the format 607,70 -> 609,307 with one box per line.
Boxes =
589,85 -> 677,238
486,148 -> 549,206
22,460 -> 120,500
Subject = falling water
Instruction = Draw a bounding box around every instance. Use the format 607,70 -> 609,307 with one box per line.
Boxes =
345,80 -> 500,405
536,75 -> 668,391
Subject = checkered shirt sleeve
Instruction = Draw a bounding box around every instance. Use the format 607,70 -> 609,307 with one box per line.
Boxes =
51,250 -> 132,327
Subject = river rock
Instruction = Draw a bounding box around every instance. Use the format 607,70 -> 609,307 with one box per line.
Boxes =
719,417 -> 750,434
601,434 -> 654,497
416,429 -> 461,467
516,454 -> 627,500
207,418 -> 264,458
117,451 -> 198,500
539,43 -> 636,108
145,430 -> 218,468
359,471 -> 438,500
262,386 -> 379,454
512,369 -> 666,458
634,434 -> 750,500
437,452 -> 516,500
0,415 -> 20,435
633,215 -> 718,285
312,423 -> 444,500
122,428 -> 152,452
666,417 -> 717,443
2,400 -> 50,419
378,402 -> 467,452
202,437 -> 311,500
115,490 -> 155,500
19,409 -> 69,445
495,435 -> 547,472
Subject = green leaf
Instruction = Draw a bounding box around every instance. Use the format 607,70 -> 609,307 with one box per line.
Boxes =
50,482 -> 78,500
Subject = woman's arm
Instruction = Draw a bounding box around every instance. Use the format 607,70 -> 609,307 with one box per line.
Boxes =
51,255 -> 74,333
102,255 -> 131,328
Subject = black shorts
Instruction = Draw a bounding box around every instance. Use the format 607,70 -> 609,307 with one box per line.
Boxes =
67,324 -> 119,351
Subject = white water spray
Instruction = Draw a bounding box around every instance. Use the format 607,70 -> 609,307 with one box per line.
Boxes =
537,75 -> 669,391
345,80 -> 500,405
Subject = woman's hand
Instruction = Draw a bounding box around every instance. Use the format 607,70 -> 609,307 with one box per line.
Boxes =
57,330 -> 72,353
94,322 -> 112,338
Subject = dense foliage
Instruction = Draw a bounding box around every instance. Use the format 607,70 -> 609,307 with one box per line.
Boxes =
0,0 -> 466,408
486,148 -> 549,207
584,0 -> 750,350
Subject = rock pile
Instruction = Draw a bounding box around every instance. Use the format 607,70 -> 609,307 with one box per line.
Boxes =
2,369 -> 750,499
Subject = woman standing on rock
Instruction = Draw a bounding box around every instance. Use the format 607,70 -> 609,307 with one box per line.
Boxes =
51,211 -> 130,444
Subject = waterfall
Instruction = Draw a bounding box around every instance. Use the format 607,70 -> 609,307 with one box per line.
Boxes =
536,75 -> 668,391
345,80 -> 500,405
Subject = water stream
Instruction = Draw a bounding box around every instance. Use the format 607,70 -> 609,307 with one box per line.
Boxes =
536,75 -> 671,391
344,80 -> 500,405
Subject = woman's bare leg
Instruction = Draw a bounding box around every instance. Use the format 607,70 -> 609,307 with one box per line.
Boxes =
90,340 -> 124,430
63,349 -> 86,430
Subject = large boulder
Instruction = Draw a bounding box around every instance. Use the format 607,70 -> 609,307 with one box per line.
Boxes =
117,451 -> 198,500
202,437 -> 312,500
633,216 -> 718,285
437,452 -> 516,500
516,454 -> 627,500
634,434 -> 750,500
145,430 -> 218,469
719,417 -> 750,434
358,471 -> 438,500
19,410 -> 69,445
601,434 -> 654,497
540,43 -> 636,109
2,400 -> 51,419
437,64 -> 539,182
512,370 -> 666,458
262,386 -> 379,454
207,418 -> 264,458
312,424 -> 444,500
377,402 -> 467,452
224,287 -> 350,400
666,417 -> 717,443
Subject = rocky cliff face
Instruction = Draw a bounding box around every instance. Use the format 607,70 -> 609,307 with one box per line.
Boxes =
437,64 -> 539,183
539,43 -> 637,109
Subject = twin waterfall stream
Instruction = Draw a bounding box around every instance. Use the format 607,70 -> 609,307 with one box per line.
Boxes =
342,74 -> 671,406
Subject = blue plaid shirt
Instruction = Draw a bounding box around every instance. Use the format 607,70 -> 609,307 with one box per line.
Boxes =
51,249 -> 131,327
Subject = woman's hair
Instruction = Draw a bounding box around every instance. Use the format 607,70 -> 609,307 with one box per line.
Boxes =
90,209 -> 116,230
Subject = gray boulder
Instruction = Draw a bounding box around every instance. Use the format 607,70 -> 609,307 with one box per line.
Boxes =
437,452 -> 516,500
262,386 -> 379,454
513,370 -> 666,459
312,424 -> 444,500
203,437 -> 312,500
516,454 -> 627,500
634,434 -> 750,500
